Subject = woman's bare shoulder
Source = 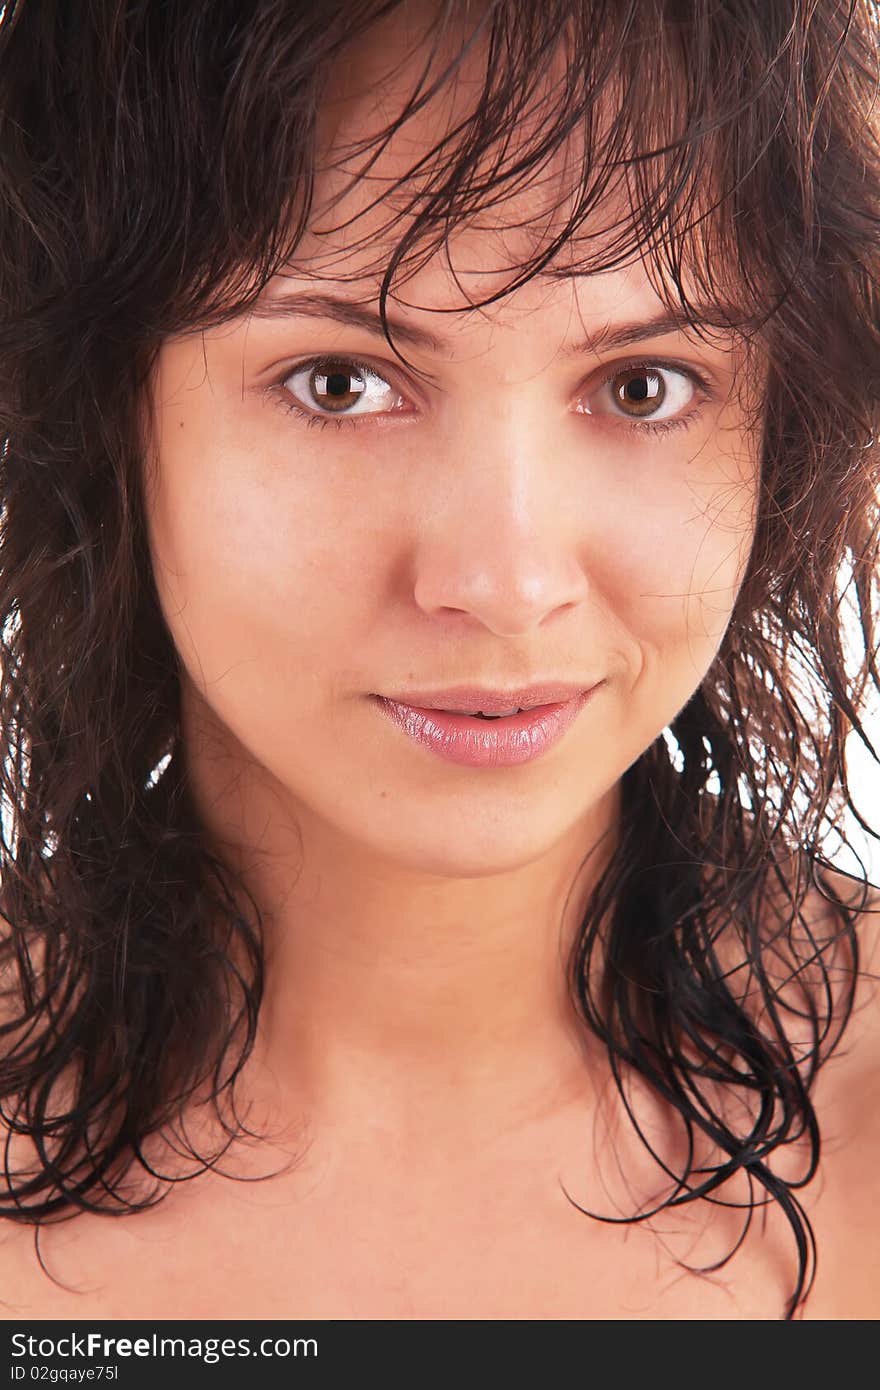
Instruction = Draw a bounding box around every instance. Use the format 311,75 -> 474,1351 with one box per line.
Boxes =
702,857 -> 879,1299
702,862 -> 880,1317
796,866 -> 880,1316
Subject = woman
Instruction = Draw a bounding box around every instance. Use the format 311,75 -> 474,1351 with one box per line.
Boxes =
0,0 -> 877,1321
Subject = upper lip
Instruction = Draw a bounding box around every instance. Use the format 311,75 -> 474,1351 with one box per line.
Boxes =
375,682 -> 597,714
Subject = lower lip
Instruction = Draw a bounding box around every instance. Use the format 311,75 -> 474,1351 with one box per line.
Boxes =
370,688 -> 599,768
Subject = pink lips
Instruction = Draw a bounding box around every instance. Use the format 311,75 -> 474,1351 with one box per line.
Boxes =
371,688 -> 599,767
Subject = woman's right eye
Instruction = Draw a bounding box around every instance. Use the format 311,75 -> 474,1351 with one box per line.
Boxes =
280,357 -> 408,420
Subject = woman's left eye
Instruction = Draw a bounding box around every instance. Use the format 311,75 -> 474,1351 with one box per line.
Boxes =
576,363 -> 710,434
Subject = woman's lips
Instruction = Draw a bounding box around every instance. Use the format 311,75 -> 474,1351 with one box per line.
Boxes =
370,687 -> 599,767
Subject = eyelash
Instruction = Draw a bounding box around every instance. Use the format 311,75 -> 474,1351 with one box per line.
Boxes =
265,354 -> 714,438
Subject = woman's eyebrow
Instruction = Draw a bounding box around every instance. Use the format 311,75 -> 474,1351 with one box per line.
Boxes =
248,289 -> 739,357
562,306 -> 742,356
248,291 -> 444,352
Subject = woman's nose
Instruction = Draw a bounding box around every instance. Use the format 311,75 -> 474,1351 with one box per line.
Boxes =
410,414 -> 592,637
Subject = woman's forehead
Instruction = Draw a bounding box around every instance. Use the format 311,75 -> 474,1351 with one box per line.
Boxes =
284,6 -> 733,329
255,257 -> 717,359
264,178 -> 732,352
318,0 -> 501,151
293,86 -> 675,322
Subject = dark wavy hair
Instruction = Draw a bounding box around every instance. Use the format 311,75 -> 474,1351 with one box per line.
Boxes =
0,0 -> 878,1321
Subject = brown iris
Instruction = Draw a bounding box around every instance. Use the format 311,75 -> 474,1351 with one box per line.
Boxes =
310,362 -> 366,412
611,368 -> 664,417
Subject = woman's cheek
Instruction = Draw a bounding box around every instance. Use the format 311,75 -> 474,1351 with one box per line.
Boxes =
587,453 -> 757,691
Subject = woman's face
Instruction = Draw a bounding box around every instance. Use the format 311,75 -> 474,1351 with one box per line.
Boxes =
142,37 -> 763,884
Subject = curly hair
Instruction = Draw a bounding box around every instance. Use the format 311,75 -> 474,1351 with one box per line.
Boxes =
0,0 -> 877,1321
